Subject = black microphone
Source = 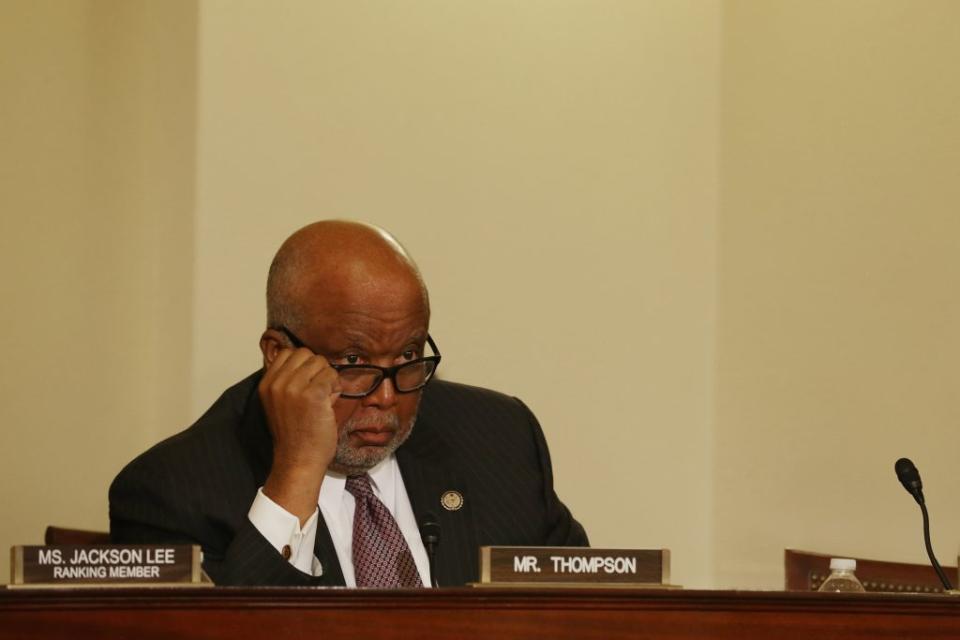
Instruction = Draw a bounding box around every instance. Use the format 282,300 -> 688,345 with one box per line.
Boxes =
895,457 -> 924,505
419,513 -> 441,588
894,457 -> 953,591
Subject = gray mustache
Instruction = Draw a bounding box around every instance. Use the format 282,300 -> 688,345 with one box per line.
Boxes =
344,414 -> 400,430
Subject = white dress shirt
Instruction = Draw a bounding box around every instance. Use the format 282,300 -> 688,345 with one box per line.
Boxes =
247,455 -> 432,587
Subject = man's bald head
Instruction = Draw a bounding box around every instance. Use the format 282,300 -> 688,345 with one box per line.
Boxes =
266,220 -> 429,333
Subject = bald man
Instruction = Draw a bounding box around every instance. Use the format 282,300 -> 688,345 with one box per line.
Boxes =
110,221 -> 587,586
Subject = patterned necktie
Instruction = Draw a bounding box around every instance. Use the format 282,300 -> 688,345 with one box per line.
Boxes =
345,474 -> 423,588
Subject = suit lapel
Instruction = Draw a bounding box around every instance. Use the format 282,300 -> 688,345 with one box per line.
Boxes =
397,413 -> 478,586
312,510 -> 345,585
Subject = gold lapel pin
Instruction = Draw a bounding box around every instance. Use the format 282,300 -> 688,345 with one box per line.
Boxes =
440,490 -> 464,511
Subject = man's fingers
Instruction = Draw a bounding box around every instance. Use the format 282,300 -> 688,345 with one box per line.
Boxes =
328,376 -> 342,398
259,347 -> 293,391
265,348 -> 315,391
261,348 -> 340,409
287,352 -> 338,395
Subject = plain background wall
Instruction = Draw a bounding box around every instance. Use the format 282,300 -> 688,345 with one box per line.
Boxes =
716,0 -> 960,588
1,0 -> 957,589
0,0 -> 196,583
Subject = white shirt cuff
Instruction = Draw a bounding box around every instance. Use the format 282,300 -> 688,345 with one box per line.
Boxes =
248,487 -> 323,576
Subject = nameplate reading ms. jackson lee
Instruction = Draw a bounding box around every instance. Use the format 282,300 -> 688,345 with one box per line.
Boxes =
478,547 -> 672,587
10,545 -> 209,588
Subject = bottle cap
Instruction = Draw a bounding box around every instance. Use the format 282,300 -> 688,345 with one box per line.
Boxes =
829,558 -> 857,571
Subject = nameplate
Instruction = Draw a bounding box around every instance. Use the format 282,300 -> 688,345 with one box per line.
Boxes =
478,546 -> 671,587
10,545 -> 209,588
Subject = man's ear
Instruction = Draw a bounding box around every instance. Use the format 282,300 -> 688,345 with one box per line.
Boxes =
259,329 -> 287,367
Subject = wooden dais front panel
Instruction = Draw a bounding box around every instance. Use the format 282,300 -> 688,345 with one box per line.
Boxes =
2,586 -> 960,639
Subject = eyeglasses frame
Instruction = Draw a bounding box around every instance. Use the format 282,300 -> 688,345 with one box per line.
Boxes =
276,326 -> 441,399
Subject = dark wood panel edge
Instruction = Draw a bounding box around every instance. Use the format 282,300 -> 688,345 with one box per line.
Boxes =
3,587 -> 960,616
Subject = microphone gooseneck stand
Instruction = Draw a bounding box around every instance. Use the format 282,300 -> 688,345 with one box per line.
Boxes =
894,457 -> 953,591
919,498 -> 953,591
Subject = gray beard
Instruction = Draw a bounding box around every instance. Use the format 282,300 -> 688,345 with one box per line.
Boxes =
329,412 -> 416,476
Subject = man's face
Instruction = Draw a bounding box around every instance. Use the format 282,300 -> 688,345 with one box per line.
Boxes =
299,275 -> 430,475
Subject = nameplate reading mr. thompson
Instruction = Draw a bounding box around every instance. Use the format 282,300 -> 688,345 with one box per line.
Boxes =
10,545 -> 207,588
478,547 -> 670,587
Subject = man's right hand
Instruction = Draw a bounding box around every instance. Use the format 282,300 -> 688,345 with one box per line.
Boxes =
258,346 -> 341,525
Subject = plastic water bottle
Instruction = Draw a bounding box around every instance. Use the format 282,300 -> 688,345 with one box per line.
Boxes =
818,558 -> 866,593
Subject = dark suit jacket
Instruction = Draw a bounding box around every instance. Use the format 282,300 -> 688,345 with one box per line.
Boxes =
109,372 -> 588,586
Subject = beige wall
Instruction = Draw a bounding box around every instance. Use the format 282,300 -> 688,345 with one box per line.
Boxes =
0,0 -> 196,581
717,0 -> 960,588
2,0 -> 958,590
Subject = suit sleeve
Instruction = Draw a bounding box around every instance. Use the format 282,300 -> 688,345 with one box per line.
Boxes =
515,398 -> 590,547
109,460 -> 330,586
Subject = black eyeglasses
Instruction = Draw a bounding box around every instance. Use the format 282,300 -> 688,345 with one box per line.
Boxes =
278,326 -> 441,399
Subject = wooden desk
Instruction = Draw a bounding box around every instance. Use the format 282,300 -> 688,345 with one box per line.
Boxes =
2,586 -> 959,639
